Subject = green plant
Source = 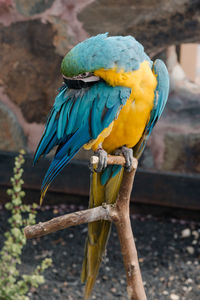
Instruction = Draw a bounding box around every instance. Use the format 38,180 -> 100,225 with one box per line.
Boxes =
0,150 -> 52,300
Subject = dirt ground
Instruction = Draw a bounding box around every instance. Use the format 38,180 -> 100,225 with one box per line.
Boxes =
0,205 -> 199,300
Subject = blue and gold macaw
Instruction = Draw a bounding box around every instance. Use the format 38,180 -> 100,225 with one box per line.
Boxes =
34,33 -> 169,299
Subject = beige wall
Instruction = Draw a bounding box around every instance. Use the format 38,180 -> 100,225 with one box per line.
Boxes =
180,44 -> 198,81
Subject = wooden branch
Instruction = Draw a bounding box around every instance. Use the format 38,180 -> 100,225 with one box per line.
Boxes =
24,155 -> 132,239
24,205 -> 113,239
114,161 -> 147,300
90,154 -> 138,169
24,155 -> 147,300
91,154 -> 125,166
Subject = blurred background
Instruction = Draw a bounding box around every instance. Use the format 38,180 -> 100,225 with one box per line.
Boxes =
0,2 -> 200,300
0,0 -> 199,175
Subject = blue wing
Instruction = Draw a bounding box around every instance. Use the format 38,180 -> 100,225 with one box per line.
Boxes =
34,82 -> 131,199
133,59 -> 169,158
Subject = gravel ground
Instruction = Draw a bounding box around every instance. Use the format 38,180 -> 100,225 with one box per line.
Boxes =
0,205 -> 200,300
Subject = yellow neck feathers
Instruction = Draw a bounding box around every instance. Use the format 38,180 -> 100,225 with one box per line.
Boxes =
89,60 -> 158,153
94,61 -> 157,103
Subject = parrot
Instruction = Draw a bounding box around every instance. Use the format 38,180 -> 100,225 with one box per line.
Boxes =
34,33 -> 169,299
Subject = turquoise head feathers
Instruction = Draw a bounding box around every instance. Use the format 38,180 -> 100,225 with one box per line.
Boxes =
61,33 -> 152,77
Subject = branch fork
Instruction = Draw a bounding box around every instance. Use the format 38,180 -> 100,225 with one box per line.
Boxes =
24,155 -> 147,300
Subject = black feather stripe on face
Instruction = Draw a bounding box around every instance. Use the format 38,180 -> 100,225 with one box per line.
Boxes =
63,73 -> 102,89
63,78 -> 98,89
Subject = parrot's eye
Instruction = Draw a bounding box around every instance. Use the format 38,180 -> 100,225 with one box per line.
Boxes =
78,72 -> 93,79
82,72 -> 90,77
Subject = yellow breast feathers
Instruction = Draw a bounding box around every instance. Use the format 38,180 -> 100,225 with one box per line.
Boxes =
84,61 -> 157,153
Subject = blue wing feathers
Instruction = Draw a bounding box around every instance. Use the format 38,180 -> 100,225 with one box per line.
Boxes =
106,89 -> 118,108
148,59 -> 169,132
33,121 -> 58,164
120,88 -> 131,105
43,133 -> 58,155
41,126 -> 90,193
34,81 -> 131,194
66,97 -> 81,135
101,167 -> 112,186
91,97 -> 102,139
102,103 -> 120,128
101,165 -> 122,185
57,103 -> 66,139
45,110 -> 57,137
54,87 -> 68,111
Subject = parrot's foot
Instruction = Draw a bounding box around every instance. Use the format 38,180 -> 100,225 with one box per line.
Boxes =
94,148 -> 108,172
122,146 -> 133,172
115,146 -> 133,172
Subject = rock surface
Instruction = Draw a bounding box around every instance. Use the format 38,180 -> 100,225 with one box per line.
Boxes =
78,0 -> 200,56
0,20 -> 62,123
0,101 -> 26,151
14,0 -> 54,16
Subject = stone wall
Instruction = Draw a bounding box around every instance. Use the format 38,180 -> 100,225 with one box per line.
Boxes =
0,0 -> 200,174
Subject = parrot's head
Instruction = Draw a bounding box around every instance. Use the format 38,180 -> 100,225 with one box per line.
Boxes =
61,33 -> 151,88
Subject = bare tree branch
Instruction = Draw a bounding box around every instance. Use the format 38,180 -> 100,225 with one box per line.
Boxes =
90,154 -> 125,166
114,161 -> 147,300
24,155 -> 147,300
24,205 -> 113,239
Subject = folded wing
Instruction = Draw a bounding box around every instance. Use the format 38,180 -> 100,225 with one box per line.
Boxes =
34,82 -> 131,200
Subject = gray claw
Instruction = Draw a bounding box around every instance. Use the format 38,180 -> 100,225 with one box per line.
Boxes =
94,149 -> 108,172
121,146 -> 133,172
114,148 -> 122,156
